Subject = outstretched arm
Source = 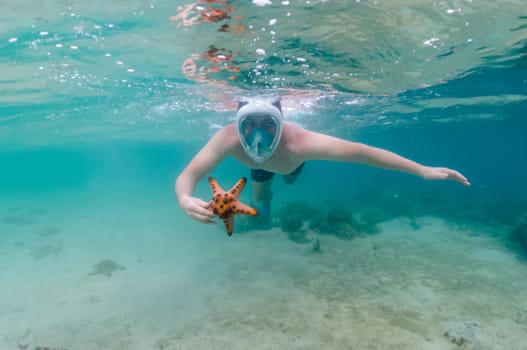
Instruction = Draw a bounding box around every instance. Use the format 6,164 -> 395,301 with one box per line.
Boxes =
301,130 -> 470,186
175,126 -> 239,223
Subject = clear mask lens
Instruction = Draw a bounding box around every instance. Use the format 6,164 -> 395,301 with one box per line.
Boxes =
245,129 -> 274,158
237,109 -> 283,163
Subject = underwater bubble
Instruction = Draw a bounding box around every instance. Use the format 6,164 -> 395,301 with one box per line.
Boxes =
256,48 -> 266,55
423,38 -> 439,47
253,0 -> 272,6
8,37 -> 18,43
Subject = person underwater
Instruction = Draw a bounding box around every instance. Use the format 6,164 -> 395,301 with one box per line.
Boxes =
175,97 -> 470,227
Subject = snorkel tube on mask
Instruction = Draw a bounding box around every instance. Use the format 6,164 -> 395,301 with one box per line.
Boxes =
236,98 -> 283,164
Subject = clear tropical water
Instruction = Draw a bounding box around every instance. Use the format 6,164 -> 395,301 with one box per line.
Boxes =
1,1 -> 527,349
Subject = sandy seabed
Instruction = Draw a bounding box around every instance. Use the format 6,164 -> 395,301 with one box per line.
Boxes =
1,195 -> 527,350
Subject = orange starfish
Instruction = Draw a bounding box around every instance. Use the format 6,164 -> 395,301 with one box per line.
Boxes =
208,177 -> 258,235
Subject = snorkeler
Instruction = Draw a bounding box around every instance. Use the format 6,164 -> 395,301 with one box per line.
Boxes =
175,98 -> 470,225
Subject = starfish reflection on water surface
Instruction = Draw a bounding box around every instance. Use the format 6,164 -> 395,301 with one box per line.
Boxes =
208,177 -> 258,235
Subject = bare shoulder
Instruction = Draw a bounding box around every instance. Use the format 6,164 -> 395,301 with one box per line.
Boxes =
283,123 -> 309,139
283,124 -> 360,160
206,124 -> 241,155
211,124 -> 238,144
282,123 -> 315,155
283,124 -> 325,147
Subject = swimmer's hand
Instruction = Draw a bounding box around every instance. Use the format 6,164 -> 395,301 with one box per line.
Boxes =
421,166 -> 471,186
179,195 -> 216,224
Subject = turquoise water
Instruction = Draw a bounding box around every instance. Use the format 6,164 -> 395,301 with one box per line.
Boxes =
1,1 -> 527,349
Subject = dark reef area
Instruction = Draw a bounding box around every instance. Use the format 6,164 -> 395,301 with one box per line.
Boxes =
274,187 -> 527,258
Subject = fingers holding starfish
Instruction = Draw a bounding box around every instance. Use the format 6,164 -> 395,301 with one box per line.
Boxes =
181,195 -> 217,224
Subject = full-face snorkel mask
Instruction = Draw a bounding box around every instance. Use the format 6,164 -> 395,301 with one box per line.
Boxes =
236,98 -> 283,164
